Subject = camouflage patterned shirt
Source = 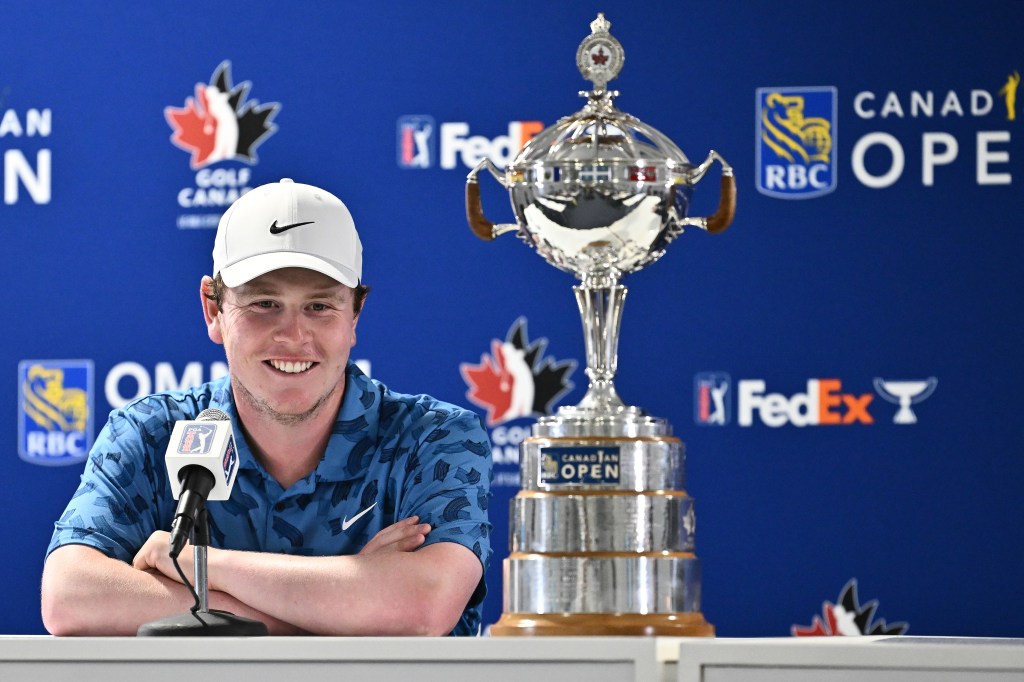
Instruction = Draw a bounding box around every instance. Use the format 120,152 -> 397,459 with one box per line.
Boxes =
47,361 -> 492,635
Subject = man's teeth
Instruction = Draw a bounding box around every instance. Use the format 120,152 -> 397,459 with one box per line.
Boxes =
269,360 -> 313,374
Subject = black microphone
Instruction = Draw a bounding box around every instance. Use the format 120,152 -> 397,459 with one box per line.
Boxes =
165,408 -> 238,559
169,467 -> 216,558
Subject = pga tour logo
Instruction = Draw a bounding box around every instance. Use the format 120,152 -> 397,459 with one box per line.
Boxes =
695,373 -> 937,427
177,423 -> 217,454
694,372 -> 731,425
397,115 -> 435,168
757,86 -> 838,199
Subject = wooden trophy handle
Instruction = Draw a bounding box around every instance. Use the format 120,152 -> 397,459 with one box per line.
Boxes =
706,174 -> 736,234
466,181 -> 496,241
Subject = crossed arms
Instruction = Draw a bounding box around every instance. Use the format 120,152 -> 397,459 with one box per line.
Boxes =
41,516 -> 482,636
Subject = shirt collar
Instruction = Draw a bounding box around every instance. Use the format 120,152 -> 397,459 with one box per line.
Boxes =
214,362 -> 380,482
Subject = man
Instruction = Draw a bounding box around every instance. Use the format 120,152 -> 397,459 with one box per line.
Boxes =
41,179 -> 492,636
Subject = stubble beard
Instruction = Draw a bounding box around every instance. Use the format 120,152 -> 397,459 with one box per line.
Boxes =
233,376 -> 341,427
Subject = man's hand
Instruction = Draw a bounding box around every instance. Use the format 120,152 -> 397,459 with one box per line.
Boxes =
133,530 -> 190,583
358,516 -> 430,555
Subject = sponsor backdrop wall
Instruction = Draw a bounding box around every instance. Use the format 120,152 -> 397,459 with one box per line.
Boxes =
3,0 -> 1021,636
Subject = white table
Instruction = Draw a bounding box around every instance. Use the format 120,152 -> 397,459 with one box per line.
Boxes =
675,637 -> 1024,681
0,636 -> 664,682
2,635 -> 1021,682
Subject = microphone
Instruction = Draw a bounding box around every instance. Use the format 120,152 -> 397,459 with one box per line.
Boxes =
139,406 -> 265,636
165,408 -> 238,558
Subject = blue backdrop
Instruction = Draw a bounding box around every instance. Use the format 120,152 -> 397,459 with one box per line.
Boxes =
3,0 -> 1022,637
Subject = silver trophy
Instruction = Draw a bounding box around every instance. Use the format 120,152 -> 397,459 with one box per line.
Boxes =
467,15 -> 734,637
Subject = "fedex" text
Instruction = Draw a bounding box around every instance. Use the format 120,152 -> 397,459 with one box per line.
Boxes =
738,379 -> 874,427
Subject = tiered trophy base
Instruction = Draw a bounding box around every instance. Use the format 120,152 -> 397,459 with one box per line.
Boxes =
492,412 -> 713,638
491,612 -> 714,637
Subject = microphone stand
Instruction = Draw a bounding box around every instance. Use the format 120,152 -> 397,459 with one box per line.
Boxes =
137,506 -> 269,636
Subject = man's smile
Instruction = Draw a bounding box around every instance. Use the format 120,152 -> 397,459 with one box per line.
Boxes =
266,359 -> 316,374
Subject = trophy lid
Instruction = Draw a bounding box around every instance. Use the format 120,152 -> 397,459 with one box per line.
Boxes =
512,108 -> 693,170
511,14 -> 695,178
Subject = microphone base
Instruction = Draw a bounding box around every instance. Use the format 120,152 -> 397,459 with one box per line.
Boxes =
137,610 -> 269,637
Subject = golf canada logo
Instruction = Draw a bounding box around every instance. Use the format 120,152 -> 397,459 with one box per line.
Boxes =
165,61 -> 281,228
694,373 -> 937,427
792,579 -> 908,636
460,318 -> 576,488
461,317 -> 575,427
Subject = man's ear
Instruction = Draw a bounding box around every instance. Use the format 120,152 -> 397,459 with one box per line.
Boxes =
201,276 -> 224,345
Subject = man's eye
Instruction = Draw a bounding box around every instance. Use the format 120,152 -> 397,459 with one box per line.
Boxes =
309,303 -> 330,312
254,300 -> 276,309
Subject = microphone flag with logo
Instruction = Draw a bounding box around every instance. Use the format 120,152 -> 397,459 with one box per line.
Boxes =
165,408 -> 238,558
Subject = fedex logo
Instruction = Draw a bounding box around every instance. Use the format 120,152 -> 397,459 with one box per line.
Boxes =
440,120 -> 543,169
398,116 -> 543,169
738,379 -> 873,427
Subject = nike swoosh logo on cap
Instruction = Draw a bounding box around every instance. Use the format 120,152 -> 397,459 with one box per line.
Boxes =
341,502 -> 377,531
269,220 -> 315,234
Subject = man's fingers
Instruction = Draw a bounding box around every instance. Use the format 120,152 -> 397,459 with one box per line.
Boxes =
360,518 -> 431,554
394,530 -> 428,552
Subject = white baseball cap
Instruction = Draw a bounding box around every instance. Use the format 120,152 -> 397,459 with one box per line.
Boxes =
212,178 -> 362,287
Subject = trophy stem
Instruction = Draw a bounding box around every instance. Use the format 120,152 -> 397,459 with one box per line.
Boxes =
573,278 -> 629,414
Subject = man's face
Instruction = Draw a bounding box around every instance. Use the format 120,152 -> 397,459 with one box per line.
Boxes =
203,267 -> 359,425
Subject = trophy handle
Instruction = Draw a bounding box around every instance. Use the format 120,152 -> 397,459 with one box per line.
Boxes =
680,150 -> 736,234
466,160 -> 519,241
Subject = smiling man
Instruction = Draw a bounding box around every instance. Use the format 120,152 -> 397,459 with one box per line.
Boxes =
41,179 -> 492,636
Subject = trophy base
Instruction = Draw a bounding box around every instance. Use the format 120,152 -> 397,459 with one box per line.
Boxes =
490,612 -> 714,637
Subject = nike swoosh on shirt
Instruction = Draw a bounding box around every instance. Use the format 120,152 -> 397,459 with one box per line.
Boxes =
269,220 -> 315,234
341,502 -> 377,531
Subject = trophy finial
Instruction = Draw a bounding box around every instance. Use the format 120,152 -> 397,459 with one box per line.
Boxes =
577,13 -> 624,92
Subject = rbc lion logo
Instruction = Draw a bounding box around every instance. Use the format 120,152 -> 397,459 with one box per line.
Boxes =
18,360 -> 94,466
756,86 -> 837,199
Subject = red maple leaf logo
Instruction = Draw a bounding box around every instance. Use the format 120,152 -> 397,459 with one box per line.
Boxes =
461,341 -> 514,426
165,85 -> 218,169
591,48 -> 609,66
791,602 -> 839,636
460,317 -> 576,427
164,61 -> 280,170
792,579 -> 909,637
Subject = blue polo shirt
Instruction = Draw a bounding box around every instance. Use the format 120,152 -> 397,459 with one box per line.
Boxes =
47,362 -> 492,636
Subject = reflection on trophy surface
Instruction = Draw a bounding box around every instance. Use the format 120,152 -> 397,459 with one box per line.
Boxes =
467,14 -> 735,636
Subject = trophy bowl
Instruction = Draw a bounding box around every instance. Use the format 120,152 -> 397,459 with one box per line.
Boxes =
469,104 -> 735,280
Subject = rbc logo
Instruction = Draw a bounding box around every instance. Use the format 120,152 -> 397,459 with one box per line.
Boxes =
756,86 -> 837,199
396,115 -> 435,168
694,372 -> 731,426
18,360 -> 94,466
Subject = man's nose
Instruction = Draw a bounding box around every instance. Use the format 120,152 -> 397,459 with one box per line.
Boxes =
273,309 -> 311,343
